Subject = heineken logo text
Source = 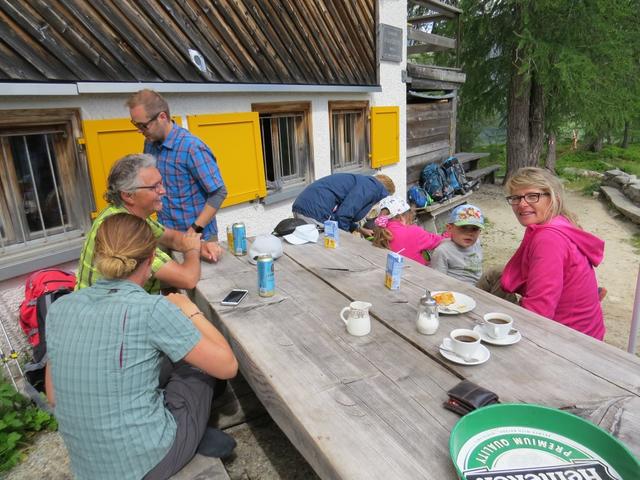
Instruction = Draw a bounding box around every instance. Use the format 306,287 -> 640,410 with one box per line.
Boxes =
465,461 -> 616,480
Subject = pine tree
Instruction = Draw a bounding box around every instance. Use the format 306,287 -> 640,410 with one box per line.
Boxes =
459,0 -> 640,177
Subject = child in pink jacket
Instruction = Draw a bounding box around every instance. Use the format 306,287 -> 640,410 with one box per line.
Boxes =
372,196 -> 444,265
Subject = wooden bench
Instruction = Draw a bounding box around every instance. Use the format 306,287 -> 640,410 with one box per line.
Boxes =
406,151 -> 492,232
169,455 -> 229,480
414,190 -> 473,232
454,151 -> 489,171
465,164 -> 500,185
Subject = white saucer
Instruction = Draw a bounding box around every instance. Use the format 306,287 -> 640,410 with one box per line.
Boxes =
432,291 -> 476,314
439,338 -> 490,366
473,325 -> 522,346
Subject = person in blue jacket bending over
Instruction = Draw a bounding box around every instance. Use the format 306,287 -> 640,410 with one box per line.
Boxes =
292,173 -> 395,236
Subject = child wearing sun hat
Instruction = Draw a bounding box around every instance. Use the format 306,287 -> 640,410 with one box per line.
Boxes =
372,196 -> 445,266
431,204 -> 485,284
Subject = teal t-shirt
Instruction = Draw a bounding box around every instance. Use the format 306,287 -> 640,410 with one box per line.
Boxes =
47,279 -> 200,480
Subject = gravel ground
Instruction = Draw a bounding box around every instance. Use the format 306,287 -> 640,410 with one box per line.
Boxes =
3,432 -> 71,480
223,417 -> 319,480
3,417 -> 316,480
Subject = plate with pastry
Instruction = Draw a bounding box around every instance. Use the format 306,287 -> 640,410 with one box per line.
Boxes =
431,291 -> 476,314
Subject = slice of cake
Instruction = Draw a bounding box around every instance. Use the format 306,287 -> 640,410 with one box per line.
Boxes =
433,291 -> 455,306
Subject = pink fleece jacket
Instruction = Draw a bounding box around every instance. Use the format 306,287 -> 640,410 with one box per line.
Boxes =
501,215 -> 605,340
386,220 -> 444,265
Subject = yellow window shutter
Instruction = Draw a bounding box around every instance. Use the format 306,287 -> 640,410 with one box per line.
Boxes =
187,113 -> 266,207
82,118 -> 143,215
82,117 -> 181,216
370,106 -> 400,168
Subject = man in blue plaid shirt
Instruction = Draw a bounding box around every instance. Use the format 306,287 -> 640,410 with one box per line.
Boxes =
128,89 -> 227,242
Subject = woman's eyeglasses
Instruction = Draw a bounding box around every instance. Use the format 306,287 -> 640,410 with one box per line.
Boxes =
131,112 -> 161,131
505,192 -> 550,205
134,182 -> 164,193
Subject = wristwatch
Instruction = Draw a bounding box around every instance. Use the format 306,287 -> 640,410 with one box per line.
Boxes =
190,222 -> 204,233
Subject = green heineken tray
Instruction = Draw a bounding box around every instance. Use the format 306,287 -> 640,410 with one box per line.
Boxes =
450,403 -> 639,480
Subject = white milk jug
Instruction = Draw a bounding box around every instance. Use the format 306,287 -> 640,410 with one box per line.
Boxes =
340,301 -> 372,336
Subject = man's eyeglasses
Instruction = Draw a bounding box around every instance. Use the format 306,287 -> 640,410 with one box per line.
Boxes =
134,182 -> 164,193
505,192 -> 550,205
131,112 -> 161,131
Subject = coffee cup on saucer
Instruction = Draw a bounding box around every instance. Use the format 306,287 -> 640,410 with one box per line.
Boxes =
450,328 -> 481,361
483,312 -> 514,339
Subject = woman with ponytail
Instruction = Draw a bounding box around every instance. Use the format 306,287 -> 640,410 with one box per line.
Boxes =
45,213 -> 238,480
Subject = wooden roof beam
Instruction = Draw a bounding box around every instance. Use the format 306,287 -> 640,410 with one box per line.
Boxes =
407,29 -> 456,50
409,0 -> 462,16
408,13 -> 451,25
407,63 -> 466,84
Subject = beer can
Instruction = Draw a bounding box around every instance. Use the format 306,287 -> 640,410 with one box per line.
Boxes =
226,225 -> 234,253
257,254 -> 275,297
232,222 -> 247,256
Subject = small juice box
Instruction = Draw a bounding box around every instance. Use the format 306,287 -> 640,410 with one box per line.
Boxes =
385,252 -> 403,290
324,220 -> 339,249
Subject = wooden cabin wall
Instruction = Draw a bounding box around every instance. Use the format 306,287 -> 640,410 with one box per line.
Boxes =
406,101 -> 453,185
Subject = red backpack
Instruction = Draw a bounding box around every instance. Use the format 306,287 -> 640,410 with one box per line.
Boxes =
19,269 -> 76,348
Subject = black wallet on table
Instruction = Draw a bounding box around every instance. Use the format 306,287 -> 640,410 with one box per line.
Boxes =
443,380 -> 499,416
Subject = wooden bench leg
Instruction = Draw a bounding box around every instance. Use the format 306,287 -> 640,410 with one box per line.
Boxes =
419,215 -> 437,233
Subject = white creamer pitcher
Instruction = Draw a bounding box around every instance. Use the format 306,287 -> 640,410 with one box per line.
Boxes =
340,301 -> 372,336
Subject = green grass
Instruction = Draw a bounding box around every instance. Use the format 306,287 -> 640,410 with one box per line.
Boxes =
0,380 -> 57,472
466,142 -> 640,194
474,144 -> 507,177
556,144 -> 640,175
561,175 -> 601,195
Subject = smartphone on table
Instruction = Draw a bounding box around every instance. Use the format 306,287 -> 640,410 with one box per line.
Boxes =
221,289 -> 249,306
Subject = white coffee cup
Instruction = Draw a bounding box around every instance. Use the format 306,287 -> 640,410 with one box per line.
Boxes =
483,312 -> 514,339
340,301 -> 372,336
450,328 -> 481,361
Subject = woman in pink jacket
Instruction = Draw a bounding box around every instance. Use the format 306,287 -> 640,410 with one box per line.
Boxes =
372,196 -> 444,265
501,167 -> 605,340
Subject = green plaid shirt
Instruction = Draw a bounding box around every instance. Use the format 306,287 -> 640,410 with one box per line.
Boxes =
47,279 -> 200,480
75,205 -> 170,293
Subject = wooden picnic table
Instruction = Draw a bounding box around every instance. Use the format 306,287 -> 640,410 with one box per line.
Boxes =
192,233 -> 640,479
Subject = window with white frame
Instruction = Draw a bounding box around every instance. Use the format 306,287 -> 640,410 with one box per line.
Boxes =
329,101 -> 368,172
252,102 -> 312,193
0,110 -> 91,255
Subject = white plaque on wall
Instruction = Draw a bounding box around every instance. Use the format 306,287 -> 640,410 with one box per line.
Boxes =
379,24 -> 403,63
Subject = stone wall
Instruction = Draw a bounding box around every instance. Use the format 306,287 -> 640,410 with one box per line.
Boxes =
603,169 -> 640,205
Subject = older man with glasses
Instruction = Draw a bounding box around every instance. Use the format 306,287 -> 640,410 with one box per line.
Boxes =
76,154 -> 221,293
127,89 -> 227,243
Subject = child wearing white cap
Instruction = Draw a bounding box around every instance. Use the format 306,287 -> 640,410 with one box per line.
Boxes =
372,196 -> 444,266
431,204 -> 484,284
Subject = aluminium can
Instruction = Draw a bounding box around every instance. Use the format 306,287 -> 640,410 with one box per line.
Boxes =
226,225 -> 234,253
257,254 -> 275,297
232,222 -> 247,256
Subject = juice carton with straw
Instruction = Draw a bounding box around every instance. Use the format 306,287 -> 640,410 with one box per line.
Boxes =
385,251 -> 403,290
324,220 -> 339,249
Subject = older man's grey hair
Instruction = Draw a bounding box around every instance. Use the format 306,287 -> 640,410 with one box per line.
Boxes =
105,154 -> 157,206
